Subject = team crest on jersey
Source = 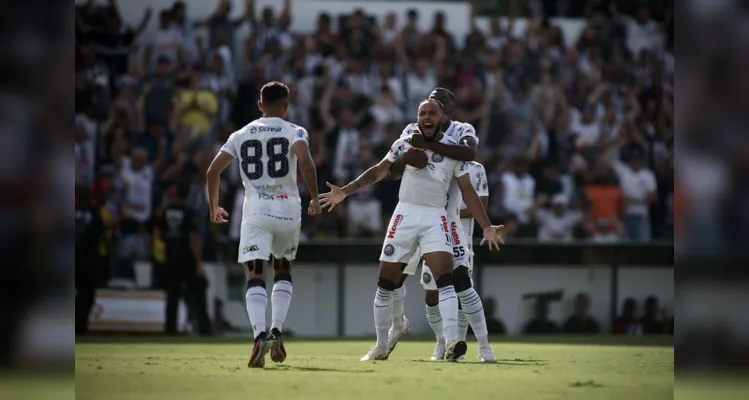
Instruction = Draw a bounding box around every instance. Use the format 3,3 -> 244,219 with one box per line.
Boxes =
422,272 -> 432,284
431,153 -> 444,163
383,244 -> 395,256
296,129 -> 305,139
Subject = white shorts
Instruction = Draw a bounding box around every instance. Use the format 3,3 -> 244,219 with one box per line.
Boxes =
402,214 -> 471,290
379,203 -> 452,264
238,213 -> 301,263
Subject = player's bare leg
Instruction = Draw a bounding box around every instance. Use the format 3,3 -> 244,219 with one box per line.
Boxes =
421,251 -> 466,362
244,260 -> 272,368
269,257 -> 293,363
385,273 -> 411,359
424,289 -> 446,360
453,265 -> 496,363
361,262 -> 403,361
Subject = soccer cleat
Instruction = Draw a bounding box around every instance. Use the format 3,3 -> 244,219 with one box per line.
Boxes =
248,332 -> 271,368
360,345 -> 388,361
445,340 -> 468,362
430,341 -> 446,361
477,346 -> 497,363
269,328 -> 287,363
385,316 -> 411,359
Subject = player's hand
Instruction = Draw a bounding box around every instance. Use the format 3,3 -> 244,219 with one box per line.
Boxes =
318,182 -> 347,212
210,207 -> 229,224
401,149 -> 428,169
480,225 -> 506,251
308,198 -> 322,216
407,133 -> 429,149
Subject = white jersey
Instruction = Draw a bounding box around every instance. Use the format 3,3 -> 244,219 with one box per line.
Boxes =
459,161 -> 489,239
385,134 -> 468,208
220,116 -> 309,220
399,120 -> 479,218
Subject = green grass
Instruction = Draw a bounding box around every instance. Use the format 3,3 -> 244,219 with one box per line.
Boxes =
76,338 -> 674,400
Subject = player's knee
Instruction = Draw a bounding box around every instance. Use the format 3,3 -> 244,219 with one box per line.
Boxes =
245,260 -> 265,276
273,257 -> 292,277
424,290 -> 439,306
378,276 -> 398,291
453,266 -> 473,292
246,277 -> 265,289
396,273 -> 407,288
435,273 -> 454,288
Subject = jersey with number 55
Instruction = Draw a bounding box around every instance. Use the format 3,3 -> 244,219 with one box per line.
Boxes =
220,117 -> 308,219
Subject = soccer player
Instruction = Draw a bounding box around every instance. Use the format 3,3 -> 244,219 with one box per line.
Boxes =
319,99 -> 504,362
386,88 -> 496,362
205,81 -> 321,368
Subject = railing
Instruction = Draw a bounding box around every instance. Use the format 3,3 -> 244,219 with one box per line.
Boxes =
216,240 -> 674,336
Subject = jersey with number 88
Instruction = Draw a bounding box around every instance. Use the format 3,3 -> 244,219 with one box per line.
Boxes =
220,117 -> 308,219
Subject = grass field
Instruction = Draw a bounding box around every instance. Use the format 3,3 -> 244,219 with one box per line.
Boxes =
76,336 -> 674,400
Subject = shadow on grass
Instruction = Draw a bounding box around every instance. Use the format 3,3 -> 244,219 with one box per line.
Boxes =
405,358 -> 549,366
265,364 -> 374,373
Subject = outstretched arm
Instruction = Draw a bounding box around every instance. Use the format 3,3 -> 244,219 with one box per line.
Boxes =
457,174 -> 491,230
342,159 -> 392,196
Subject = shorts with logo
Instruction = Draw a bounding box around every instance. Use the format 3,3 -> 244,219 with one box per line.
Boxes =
402,214 -> 471,290
379,203 -> 453,264
238,212 -> 301,263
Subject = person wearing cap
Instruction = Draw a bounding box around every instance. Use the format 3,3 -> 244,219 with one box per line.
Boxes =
530,193 -> 583,242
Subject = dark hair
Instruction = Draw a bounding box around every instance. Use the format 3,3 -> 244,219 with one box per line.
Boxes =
260,81 -> 289,105
420,98 -> 445,112
407,9 -> 418,19
429,87 -> 457,115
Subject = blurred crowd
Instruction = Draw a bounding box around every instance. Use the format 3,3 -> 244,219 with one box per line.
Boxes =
74,0 -> 673,280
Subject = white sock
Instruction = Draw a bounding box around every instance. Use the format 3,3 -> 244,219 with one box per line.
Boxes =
373,287 -> 393,349
245,286 -> 267,339
438,285 -> 459,343
271,279 -> 293,332
391,286 -> 406,331
457,309 -> 469,341
457,287 -> 490,347
426,304 -> 445,343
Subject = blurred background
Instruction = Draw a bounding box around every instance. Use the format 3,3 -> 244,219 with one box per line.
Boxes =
73,0 -> 676,340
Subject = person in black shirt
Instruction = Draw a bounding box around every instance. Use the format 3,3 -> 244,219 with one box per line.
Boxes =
563,292 -> 601,334
75,188 -> 105,335
159,182 -> 211,335
523,298 -> 560,334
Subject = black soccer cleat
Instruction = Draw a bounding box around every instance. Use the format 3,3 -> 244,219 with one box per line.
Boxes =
445,340 -> 468,362
248,332 -> 271,368
269,328 -> 287,363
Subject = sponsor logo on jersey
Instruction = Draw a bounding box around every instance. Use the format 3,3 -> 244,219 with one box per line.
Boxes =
253,184 -> 283,192
440,215 -> 449,233
387,214 -> 403,239
243,245 -> 259,253
383,244 -> 395,256
249,126 -> 283,134
284,246 -> 296,255
450,221 -> 461,245
431,153 -> 444,163
475,171 -> 484,191
422,272 -> 432,284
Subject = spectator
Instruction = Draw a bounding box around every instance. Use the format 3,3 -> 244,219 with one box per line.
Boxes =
203,55 -> 236,124
76,43 -> 112,117
563,292 -> 601,334
613,297 -> 641,335
404,58 -> 436,118
345,140 -> 383,237
501,156 -> 536,236
332,107 -> 361,185
611,147 -> 657,241
173,71 -> 219,136
641,296 -> 666,334
482,297 -> 507,335
170,2 -> 199,65
531,193 -> 583,242
523,298 -> 560,334
146,9 -> 183,72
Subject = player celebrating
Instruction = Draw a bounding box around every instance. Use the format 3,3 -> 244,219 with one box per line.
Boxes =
386,88 -> 496,362
206,81 -> 321,368
319,99 -> 504,362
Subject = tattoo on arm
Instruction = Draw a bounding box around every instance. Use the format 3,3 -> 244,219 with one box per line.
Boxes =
300,160 -> 319,198
343,162 -> 389,195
